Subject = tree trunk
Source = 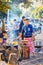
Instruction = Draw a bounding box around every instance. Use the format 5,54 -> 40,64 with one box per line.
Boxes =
1,20 -> 5,31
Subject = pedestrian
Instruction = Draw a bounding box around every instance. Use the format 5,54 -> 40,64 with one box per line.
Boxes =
0,19 -> 5,38
0,19 -> 4,43
19,16 -> 26,40
2,30 -> 8,44
19,19 -> 36,57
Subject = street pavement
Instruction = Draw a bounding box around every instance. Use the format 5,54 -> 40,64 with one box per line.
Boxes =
19,48 -> 43,65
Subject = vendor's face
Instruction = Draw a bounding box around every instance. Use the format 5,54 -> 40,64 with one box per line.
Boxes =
25,20 -> 29,25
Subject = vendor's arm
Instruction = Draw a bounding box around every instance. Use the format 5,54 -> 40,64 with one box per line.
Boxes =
31,25 -> 35,41
32,33 -> 34,41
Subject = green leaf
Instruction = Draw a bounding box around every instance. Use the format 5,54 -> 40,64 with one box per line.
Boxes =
0,1 -> 11,13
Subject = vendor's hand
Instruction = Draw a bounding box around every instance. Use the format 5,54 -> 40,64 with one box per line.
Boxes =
32,33 -> 35,41
18,36 -> 22,40
32,37 -> 35,41
18,33 -> 22,40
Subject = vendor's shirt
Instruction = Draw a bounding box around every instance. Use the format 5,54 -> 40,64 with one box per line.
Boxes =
21,24 -> 34,37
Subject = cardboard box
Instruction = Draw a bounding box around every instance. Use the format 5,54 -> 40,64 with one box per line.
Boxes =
21,40 -> 28,46
21,40 -> 30,59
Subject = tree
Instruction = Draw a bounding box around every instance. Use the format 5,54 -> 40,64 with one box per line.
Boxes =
23,0 -> 32,8
0,0 -> 10,14
11,3 -> 22,17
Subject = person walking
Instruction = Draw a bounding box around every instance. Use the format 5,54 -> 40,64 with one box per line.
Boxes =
19,16 -> 26,40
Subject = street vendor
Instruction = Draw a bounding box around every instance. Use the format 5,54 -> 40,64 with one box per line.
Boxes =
19,19 -> 36,57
